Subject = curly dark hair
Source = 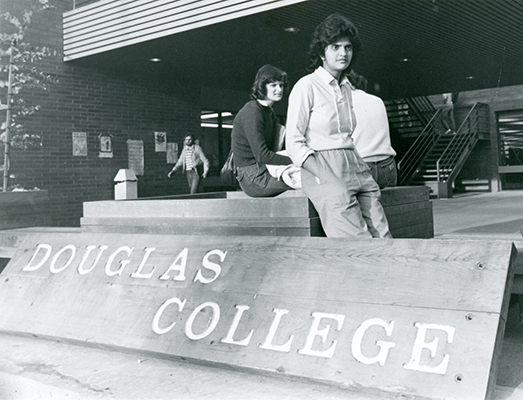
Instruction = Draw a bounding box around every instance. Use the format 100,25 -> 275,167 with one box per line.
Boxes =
251,64 -> 288,100
307,14 -> 362,73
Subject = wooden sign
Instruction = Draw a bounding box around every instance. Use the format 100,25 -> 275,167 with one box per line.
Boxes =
0,232 -> 515,400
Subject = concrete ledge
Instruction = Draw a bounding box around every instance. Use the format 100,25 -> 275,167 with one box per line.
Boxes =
81,186 -> 433,239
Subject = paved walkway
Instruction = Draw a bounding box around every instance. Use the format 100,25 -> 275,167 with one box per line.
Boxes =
1,190 -> 523,399
432,190 -> 523,239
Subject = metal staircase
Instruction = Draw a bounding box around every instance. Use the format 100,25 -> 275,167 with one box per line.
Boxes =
396,102 -> 489,197
432,103 -> 489,197
407,130 -> 455,194
385,97 -> 435,139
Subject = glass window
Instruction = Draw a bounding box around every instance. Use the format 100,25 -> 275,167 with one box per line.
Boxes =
498,110 -> 523,167
200,110 -> 235,176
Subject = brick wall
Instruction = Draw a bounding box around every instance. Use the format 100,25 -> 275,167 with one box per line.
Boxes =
1,0 -> 201,227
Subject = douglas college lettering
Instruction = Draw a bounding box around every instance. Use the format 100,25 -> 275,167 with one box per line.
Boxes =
21,243 -> 455,375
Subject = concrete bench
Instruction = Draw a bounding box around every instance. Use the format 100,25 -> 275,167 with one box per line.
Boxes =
81,186 -> 433,239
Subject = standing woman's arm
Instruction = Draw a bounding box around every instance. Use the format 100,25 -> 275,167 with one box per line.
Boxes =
286,80 -> 319,176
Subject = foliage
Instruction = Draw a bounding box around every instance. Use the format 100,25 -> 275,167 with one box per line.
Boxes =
0,0 -> 58,150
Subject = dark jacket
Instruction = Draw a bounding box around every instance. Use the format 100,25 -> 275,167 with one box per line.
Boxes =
232,100 -> 291,168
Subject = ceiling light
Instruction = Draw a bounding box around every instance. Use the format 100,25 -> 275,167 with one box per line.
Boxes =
201,122 -> 234,129
400,58 -> 410,62
466,75 -> 475,80
201,112 -> 233,120
201,113 -> 219,120
149,58 -> 162,62
284,27 -> 299,33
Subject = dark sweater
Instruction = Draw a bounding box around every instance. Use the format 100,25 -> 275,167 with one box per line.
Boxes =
232,100 -> 292,168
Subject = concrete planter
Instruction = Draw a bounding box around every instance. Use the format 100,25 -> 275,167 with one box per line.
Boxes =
0,190 -> 51,230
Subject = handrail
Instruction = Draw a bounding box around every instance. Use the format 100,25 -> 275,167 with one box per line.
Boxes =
436,103 -> 488,184
405,97 -> 436,125
397,109 -> 442,185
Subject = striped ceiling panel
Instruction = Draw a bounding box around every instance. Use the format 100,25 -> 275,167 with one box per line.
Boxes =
63,0 -> 307,60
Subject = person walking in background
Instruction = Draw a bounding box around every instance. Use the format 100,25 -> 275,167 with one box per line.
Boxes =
232,64 -> 294,197
442,92 -> 458,134
168,133 -> 209,194
286,13 -> 391,239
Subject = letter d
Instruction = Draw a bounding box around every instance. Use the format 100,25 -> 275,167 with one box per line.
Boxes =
23,244 -> 52,272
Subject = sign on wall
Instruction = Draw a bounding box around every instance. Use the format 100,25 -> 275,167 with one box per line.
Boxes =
155,131 -> 167,152
127,139 -> 144,176
0,233 -> 515,400
72,132 -> 87,156
98,134 -> 113,158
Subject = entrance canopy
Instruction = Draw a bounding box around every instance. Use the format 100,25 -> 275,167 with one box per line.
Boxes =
64,0 -> 523,99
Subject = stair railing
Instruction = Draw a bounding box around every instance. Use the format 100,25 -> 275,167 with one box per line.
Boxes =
397,109 -> 443,185
436,103 -> 489,185
405,97 -> 436,125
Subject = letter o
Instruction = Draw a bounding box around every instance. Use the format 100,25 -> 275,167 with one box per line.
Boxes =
50,245 -> 77,274
185,301 -> 220,341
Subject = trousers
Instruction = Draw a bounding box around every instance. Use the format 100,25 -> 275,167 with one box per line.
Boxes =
302,149 -> 392,239
186,169 -> 200,194
236,163 -> 291,197
365,156 -> 397,189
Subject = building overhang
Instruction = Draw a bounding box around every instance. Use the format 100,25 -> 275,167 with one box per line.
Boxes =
63,0 -> 306,61
63,0 -> 523,99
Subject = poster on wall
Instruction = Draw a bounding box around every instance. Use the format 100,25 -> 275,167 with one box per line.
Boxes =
98,134 -> 113,158
72,132 -> 87,156
155,132 -> 167,152
127,139 -> 144,176
166,142 -> 178,164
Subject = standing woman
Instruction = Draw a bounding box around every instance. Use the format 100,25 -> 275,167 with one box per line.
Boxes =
232,65 -> 293,197
286,14 -> 391,239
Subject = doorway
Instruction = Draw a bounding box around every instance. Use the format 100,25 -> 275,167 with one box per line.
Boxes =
498,109 -> 523,189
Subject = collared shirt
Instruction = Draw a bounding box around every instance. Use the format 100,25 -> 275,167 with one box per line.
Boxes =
286,67 -> 357,166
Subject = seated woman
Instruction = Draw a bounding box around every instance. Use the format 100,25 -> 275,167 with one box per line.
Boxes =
232,65 -> 294,197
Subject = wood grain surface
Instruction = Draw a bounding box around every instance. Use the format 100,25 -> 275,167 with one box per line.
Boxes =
81,186 -> 433,238
0,232 -> 514,399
